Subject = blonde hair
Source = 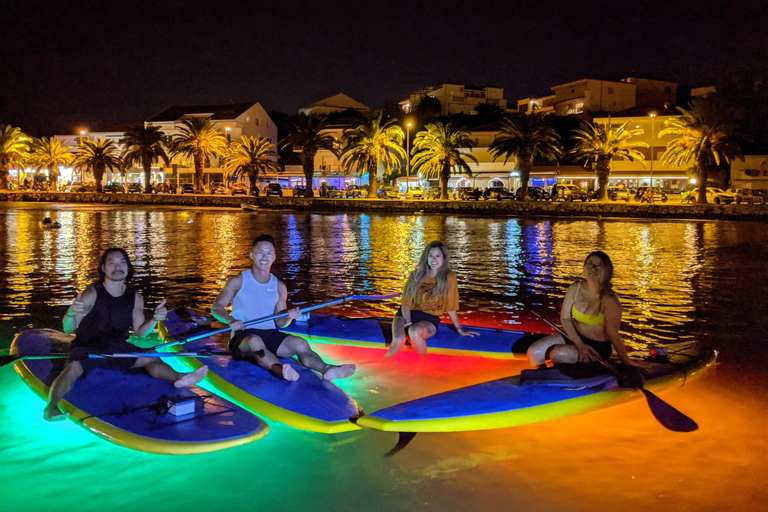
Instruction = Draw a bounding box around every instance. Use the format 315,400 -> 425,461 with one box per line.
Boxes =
403,241 -> 451,306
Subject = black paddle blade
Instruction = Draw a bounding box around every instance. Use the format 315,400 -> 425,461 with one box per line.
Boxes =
641,388 -> 698,432
0,354 -> 22,367
384,432 -> 417,457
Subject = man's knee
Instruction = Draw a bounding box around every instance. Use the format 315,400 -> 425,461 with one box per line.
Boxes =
285,335 -> 310,353
67,361 -> 84,380
244,335 -> 266,352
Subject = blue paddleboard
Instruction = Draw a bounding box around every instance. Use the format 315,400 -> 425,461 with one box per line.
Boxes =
160,309 -> 363,434
282,314 -> 543,359
11,329 -> 269,454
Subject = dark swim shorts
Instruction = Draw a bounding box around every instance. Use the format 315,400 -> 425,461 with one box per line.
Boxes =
396,307 -> 441,332
566,333 -> 613,360
228,328 -> 291,358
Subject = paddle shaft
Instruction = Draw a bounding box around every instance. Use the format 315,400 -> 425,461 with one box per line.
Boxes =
2,351 -> 234,365
154,292 -> 401,349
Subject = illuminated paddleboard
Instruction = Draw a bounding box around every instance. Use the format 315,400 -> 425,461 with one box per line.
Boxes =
355,342 -> 716,432
160,309 -> 363,434
11,329 -> 269,455
282,314 -> 543,359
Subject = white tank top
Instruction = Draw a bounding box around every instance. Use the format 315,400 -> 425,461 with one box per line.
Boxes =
231,271 -> 279,329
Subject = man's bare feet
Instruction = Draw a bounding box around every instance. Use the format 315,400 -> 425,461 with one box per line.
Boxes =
43,404 -> 69,422
323,364 -> 356,380
174,365 -> 208,388
282,363 -> 300,381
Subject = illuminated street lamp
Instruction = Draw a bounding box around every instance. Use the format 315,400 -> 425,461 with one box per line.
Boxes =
225,126 -> 231,143
78,129 -> 87,183
406,121 -> 412,187
649,113 -> 657,204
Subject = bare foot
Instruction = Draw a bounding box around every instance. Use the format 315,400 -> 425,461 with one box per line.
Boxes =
323,364 -> 356,380
43,404 -> 69,422
174,365 -> 208,388
282,363 -> 300,381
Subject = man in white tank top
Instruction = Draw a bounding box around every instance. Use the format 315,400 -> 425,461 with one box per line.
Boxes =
212,234 -> 355,381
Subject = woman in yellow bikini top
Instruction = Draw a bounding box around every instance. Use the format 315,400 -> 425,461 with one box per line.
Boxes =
527,251 -> 634,367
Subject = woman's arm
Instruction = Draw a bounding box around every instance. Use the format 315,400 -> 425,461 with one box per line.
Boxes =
447,310 -> 479,337
603,296 -> 632,365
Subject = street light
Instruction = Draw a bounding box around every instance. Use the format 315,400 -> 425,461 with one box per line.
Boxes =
406,121 -> 412,187
649,113 -> 657,204
78,130 -> 87,183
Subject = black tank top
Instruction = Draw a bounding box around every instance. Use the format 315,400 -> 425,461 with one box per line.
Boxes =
73,281 -> 136,351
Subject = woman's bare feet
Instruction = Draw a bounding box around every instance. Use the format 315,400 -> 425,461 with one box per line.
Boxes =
43,404 -> 69,422
282,363 -> 300,381
323,364 -> 356,380
174,365 -> 209,388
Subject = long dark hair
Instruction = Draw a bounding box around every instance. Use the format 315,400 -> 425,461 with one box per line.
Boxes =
403,241 -> 451,305
97,248 -> 134,283
584,250 -> 613,303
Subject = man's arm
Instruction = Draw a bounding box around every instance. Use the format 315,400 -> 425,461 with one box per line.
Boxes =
63,286 -> 96,334
133,294 -> 166,338
212,274 -> 244,331
274,280 -> 301,328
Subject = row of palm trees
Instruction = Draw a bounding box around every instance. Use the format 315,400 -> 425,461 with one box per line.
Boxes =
0,118 -> 280,194
0,99 -> 740,202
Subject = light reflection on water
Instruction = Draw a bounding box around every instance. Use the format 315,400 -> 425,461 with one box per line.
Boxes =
0,203 -> 765,512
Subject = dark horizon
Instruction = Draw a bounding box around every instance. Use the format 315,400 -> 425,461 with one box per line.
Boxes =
1,0 -> 765,136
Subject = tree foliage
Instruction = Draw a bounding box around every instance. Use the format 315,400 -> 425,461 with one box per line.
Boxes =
223,135 -> 282,187
169,117 -> 227,193
29,136 -> 74,188
0,125 -> 30,189
280,113 -> 338,197
121,124 -> 169,192
72,139 -> 122,193
411,121 -> 478,199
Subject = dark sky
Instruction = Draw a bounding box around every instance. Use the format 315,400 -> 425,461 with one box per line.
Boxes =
1,0 -> 765,136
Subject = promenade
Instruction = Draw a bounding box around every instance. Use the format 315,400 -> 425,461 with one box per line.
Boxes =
2,190 -> 766,221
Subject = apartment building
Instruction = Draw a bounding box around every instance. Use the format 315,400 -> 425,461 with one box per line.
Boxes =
298,93 -> 369,116
401,83 -> 510,116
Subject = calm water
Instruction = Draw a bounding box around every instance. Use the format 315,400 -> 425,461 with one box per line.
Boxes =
0,203 -> 765,512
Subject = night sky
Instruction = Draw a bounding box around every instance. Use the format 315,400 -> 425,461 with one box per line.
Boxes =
2,0 -> 765,136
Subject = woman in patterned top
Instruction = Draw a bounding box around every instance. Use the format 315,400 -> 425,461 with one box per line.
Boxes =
387,241 -> 478,358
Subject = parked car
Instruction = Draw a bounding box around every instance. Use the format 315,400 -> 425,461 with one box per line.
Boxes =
515,186 -> 551,201
483,186 -> 515,200
231,183 -> 248,195
324,185 -> 344,198
264,183 -> 283,197
127,183 -> 143,193
705,187 -> 733,204
404,185 -> 424,199
292,185 -> 309,197
452,186 -> 482,200
209,182 -> 227,195
425,187 -> 442,199
104,183 -> 125,193
633,186 -> 668,203
180,183 -> 195,194
74,182 -> 98,193
377,185 -> 400,199
606,186 -> 630,202
550,183 -> 590,201
345,184 -> 368,198
725,188 -> 766,205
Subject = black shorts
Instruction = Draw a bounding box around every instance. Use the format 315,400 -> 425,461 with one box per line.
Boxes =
229,328 -> 291,357
69,339 -> 145,376
566,333 -> 613,360
396,307 -> 441,332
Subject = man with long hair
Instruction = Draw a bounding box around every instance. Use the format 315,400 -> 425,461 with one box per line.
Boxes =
212,234 -> 355,381
44,248 -> 208,421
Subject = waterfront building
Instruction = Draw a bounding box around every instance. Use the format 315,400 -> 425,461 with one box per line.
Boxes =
730,155 -> 768,191
400,83 -> 511,116
299,93 -> 369,116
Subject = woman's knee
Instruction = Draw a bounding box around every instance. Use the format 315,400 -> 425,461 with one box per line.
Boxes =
526,334 -> 564,365
550,345 -> 578,364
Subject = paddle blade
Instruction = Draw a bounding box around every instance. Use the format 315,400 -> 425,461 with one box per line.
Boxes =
641,388 -> 698,432
384,432 -> 417,457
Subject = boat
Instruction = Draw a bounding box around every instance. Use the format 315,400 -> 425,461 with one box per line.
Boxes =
159,309 -> 363,434
240,203 -> 259,212
11,329 -> 269,454
282,314 -> 538,360
354,342 -> 716,432
40,219 -> 61,229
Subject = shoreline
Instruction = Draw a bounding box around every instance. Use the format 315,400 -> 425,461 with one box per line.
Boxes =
2,191 -> 767,221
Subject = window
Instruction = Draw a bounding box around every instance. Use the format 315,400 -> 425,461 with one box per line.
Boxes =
607,87 -> 614,94
254,118 -> 260,126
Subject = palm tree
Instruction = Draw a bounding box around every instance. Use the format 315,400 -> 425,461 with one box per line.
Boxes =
0,125 -> 31,189
567,120 -> 648,200
222,135 -> 282,188
659,101 -> 742,204
410,121 -> 478,199
489,112 -> 562,199
168,117 -> 227,193
280,113 -> 338,198
340,114 -> 405,198
29,137 -> 74,190
121,124 -> 170,193
72,139 -> 122,193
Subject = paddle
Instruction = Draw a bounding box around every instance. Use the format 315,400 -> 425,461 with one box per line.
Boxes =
531,311 -> 698,432
154,292 -> 402,350
0,350 -> 235,367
